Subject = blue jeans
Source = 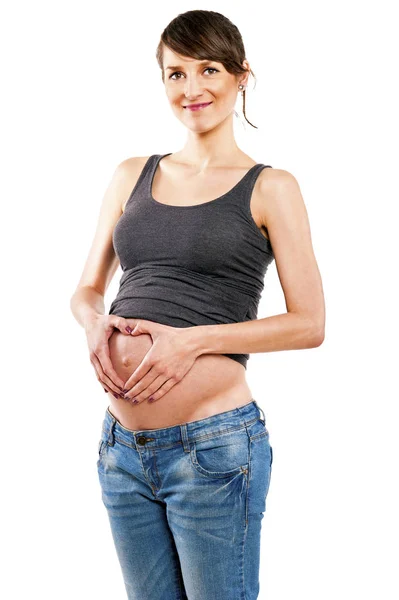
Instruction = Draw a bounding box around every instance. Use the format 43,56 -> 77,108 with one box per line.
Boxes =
97,398 -> 273,600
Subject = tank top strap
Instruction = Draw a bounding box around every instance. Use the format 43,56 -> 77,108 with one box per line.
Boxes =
122,154 -> 171,212
139,154 -> 169,193
125,154 -> 271,211
228,162 -> 273,209
145,153 -> 173,197
242,163 -> 273,190
147,153 -> 173,178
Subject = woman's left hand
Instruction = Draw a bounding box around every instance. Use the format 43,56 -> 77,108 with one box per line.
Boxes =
122,319 -> 201,405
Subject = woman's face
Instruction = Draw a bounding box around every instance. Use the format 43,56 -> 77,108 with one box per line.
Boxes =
162,45 -> 249,133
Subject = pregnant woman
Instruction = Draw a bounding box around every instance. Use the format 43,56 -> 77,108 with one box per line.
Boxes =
70,10 -> 325,600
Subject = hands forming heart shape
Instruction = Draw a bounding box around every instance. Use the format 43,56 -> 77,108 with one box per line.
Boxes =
85,315 -> 201,405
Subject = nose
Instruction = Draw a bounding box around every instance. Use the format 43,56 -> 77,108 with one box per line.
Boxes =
184,77 -> 204,99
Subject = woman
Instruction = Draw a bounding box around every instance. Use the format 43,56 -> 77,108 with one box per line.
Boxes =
70,9 -> 325,600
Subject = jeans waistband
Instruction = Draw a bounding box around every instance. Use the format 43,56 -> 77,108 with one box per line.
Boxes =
101,398 -> 267,450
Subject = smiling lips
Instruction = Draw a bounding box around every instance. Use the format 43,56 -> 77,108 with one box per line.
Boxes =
184,102 -> 213,111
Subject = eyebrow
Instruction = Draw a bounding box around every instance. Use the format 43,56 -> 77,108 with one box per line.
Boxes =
165,60 -> 215,71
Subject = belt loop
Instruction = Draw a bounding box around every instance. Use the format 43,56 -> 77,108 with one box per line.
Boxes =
253,398 -> 266,424
108,416 -> 117,446
180,424 -> 190,453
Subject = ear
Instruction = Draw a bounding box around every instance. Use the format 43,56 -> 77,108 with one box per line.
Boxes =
240,59 -> 251,88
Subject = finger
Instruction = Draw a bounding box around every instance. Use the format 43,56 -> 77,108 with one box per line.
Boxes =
110,316 -> 136,335
130,375 -> 166,406
123,361 -> 152,395
102,381 -> 129,401
127,373 -> 166,405
91,355 -> 121,397
91,354 -> 124,397
97,372 -> 120,397
147,377 -> 177,403
126,318 -> 154,336
124,367 -> 158,402
97,345 -> 126,390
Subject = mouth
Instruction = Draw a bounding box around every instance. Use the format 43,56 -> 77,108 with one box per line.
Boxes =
183,102 -> 213,111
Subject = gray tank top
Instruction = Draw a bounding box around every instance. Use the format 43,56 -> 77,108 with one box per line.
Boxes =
109,153 -> 274,369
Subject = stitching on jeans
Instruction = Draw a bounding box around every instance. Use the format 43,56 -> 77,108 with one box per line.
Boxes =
190,442 -> 247,478
245,432 -> 251,529
106,417 -> 260,450
151,446 -> 162,491
249,430 -> 269,442
190,417 -> 259,443
241,436 -> 251,597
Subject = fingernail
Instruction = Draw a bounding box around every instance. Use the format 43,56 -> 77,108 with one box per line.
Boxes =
148,396 -> 155,403
103,388 -> 108,393
132,398 -> 139,404
112,393 -> 119,399
125,326 -> 132,333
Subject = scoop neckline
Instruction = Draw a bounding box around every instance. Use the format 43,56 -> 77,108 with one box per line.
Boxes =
149,153 -> 262,209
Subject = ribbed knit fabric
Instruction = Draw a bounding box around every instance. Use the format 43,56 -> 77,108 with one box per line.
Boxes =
109,153 -> 274,369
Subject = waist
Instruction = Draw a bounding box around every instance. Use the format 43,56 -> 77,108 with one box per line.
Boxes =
102,398 -> 266,444
107,330 -> 252,429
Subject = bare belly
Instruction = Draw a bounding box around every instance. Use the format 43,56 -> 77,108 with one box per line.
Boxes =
107,329 -> 254,430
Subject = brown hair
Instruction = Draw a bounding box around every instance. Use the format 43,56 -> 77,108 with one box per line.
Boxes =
155,10 -> 258,129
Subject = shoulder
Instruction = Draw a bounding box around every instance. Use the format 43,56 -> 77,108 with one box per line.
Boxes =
258,167 -> 303,208
258,166 -> 300,192
115,155 -> 153,178
256,166 -> 306,227
112,156 -> 153,211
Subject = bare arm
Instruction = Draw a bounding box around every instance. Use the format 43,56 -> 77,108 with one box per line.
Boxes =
70,156 -> 148,394
70,158 -> 137,324
70,286 -> 107,330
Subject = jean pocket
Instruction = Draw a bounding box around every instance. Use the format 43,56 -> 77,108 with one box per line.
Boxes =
189,428 -> 249,479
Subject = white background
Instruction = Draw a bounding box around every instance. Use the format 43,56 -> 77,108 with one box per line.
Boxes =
1,1 -> 398,598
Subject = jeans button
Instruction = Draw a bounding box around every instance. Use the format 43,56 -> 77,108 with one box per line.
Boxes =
137,436 -> 147,446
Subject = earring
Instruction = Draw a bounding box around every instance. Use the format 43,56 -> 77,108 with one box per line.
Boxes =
238,84 -> 246,95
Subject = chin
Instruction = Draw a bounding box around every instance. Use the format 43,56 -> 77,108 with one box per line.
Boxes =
182,116 -> 221,132
188,124 -> 218,134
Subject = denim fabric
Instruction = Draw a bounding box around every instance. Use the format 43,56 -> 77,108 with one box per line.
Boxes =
97,398 -> 273,599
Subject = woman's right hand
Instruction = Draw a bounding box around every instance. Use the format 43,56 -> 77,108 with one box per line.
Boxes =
85,314 -> 133,398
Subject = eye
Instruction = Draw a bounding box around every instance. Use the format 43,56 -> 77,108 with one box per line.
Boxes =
169,67 -> 219,80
